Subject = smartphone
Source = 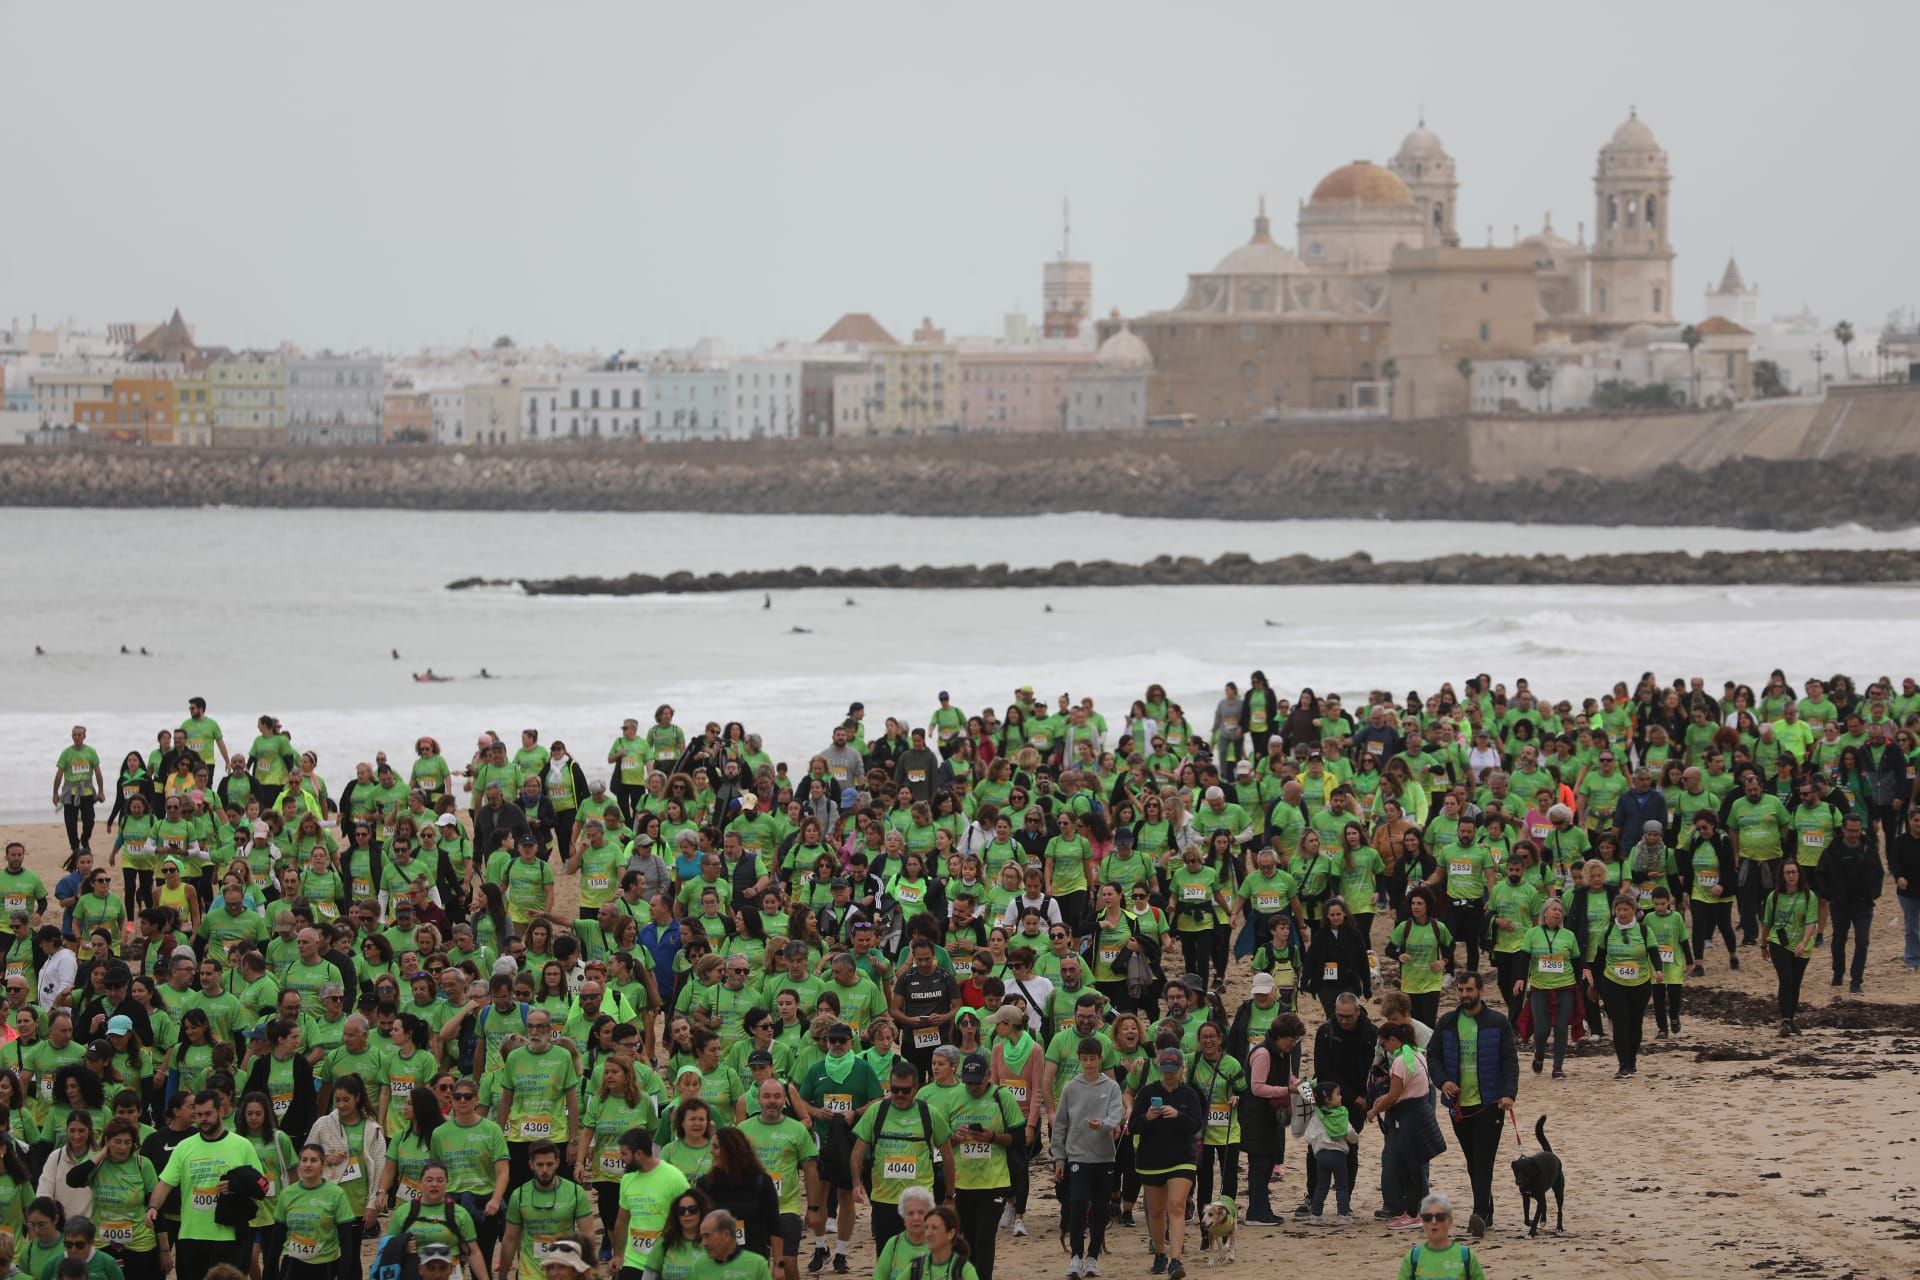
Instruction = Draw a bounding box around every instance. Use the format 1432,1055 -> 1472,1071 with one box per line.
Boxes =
1150,1095 -> 1163,1111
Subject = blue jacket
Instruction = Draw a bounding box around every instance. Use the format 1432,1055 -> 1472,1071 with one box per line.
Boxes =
1429,1006 -> 1519,1104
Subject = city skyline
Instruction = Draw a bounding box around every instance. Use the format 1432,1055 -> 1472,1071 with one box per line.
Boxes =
3,0 -> 1912,355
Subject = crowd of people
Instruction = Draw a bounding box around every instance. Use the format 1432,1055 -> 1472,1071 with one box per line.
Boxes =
11,670 -> 1918,1280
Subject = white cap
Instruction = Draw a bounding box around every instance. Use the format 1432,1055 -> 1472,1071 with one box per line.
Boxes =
435,814 -> 458,828
1251,973 -> 1276,995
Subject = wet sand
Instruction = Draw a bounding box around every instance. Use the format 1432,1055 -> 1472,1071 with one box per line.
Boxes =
9,819 -> 1919,1280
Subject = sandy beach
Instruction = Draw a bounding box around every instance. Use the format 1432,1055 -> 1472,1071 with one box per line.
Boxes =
8,817 -> 1919,1280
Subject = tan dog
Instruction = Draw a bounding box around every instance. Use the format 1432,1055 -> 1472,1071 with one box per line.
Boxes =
1200,1197 -> 1237,1265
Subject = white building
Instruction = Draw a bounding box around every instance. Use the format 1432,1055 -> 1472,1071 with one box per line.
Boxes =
832,369 -> 873,435
429,388 -> 467,444
729,348 -> 807,439
286,354 -> 384,446
1066,324 -> 1153,430
521,368 -> 648,441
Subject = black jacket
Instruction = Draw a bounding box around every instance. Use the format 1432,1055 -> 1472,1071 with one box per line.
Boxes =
1889,828 -> 1920,900
1814,838 -> 1883,909
244,1050 -> 317,1143
1674,829 -> 1736,901
1310,1004 -> 1377,1109
1127,1079 -> 1205,1171
1301,921 -> 1371,998
695,1170 -> 779,1259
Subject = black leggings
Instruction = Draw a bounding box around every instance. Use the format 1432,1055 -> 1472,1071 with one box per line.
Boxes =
1195,1142 -> 1238,1208
1447,900 -> 1486,974
1651,983 -> 1684,1033
1769,942 -> 1809,1021
595,1181 -> 621,1253
1599,978 -> 1650,1071
1690,898 -> 1736,961
122,867 -> 154,913
1063,1161 -> 1113,1259
1407,991 -> 1441,1028
1176,929 -> 1216,989
63,800 -> 97,851
1492,951 -> 1529,1010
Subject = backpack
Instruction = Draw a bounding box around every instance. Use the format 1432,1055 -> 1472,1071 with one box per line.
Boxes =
372,1197 -> 471,1280
1408,1243 -> 1470,1274
860,1099 -> 935,1185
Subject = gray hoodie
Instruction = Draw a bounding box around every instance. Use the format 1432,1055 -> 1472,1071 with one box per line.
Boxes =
1050,1071 -> 1126,1164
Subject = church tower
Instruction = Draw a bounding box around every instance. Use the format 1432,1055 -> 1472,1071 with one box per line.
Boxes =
1388,118 -> 1459,247
1587,109 -> 1674,324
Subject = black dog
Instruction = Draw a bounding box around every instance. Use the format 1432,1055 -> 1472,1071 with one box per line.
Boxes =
1510,1115 -> 1565,1236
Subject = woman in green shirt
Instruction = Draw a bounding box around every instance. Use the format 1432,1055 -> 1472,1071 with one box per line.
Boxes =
1521,897 -> 1577,1079
277,1144 -> 357,1278
1043,811 -> 1094,938
0,1138 -> 34,1252
1763,859 -> 1819,1037
1188,1021 -> 1246,1211
1385,890 -> 1453,1027
641,1187 -> 714,1280
237,1091 -> 299,1261
1595,894 -> 1655,1079
661,1097 -> 716,1181
576,1055 -> 659,1243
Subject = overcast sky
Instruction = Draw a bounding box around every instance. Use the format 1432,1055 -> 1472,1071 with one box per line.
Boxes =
5,0 -> 1914,355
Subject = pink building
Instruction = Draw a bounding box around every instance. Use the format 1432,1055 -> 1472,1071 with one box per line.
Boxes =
957,344 -> 1093,433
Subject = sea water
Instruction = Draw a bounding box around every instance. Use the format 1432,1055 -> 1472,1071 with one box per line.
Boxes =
2,506 -> 1915,823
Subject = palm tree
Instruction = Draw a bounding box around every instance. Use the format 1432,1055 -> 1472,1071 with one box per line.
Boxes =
1456,356 -> 1474,410
1680,324 -> 1703,404
1526,362 -> 1552,412
1835,320 -> 1855,379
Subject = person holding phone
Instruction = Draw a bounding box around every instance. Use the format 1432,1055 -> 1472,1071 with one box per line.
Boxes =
1128,1046 -> 1204,1280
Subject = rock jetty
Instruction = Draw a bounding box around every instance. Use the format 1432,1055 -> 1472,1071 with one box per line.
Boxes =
448,548 -> 1920,595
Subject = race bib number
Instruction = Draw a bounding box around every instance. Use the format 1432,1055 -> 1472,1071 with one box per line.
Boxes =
1449,859 -> 1475,878
1099,947 -> 1121,969
1255,892 -> 1282,911
907,770 -> 927,784
99,1222 -> 134,1246
952,958 -> 972,979
1322,962 -> 1340,982
339,1157 -> 363,1183
2,894 -> 27,915
1207,1103 -> 1231,1128
912,1027 -> 941,1049
770,1174 -> 783,1196
391,1079 -> 414,1099
630,1228 -> 660,1253
1001,1078 -> 1028,1103
959,1140 -> 992,1159
882,1157 -> 919,1181
1181,885 -> 1206,902
1611,961 -> 1641,982
1656,946 -> 1675,966
1367,742 -> 1384,755
1697,872 -> 1719,890
822,1094 -> 853,1115
287,1234 -> 322,1259
1530,824 -> 1550,840
600,1153 -> 627,1176
520,1116 -> 554,1139
1801,832 -> 1825,849
1536,956 -> 1567,976
586,874 -> 610,893
192,1189 -> 220,1212
398,1182 -> 422,1202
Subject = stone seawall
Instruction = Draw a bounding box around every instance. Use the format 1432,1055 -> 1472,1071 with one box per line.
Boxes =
450,548 -> 1920,595
5,419 -> 1920,529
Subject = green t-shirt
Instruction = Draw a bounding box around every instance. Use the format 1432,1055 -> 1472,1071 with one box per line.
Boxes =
738,1113 -> 813,1213
392,1198 -> 479,1257
1642,909 -> 1690,983
506,1177 -> 594,1275
1522,925 -> 1576,991
1388,919 -> 1452,995
159,1129 -> 262,1241
620,1162 -> 693,1269
85,1155 -> 158,1252
1486,880 -> 1541,954
1729,794 -> 1791,862
504,1044 -> 581,1143
430,1115 -> 510,1196
583,1094 -> 659,1183
1396,1240 -> 1488,1280
57,745 -> 101,797
1442,845 -> 1492,902
1188,1052 -> 1245,1146
944,1084 -> 1020,1190
688,1249 -> 774,1280
1169,865 -> 1222,932
1601,920 -> 1655,988
276,1179 -> 354,1265
1455,1012 -> 1481,1108
873,1234 -> 930,1280
852,1099 -> 951,1204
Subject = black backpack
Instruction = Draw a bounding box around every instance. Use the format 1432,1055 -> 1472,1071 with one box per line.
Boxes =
861,1099 -> 935,1185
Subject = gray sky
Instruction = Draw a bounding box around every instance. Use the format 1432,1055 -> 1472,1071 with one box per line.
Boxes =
5,0 -> 1914,354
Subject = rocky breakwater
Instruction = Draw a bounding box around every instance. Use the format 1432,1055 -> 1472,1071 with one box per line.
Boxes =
449,548 -> 1920,595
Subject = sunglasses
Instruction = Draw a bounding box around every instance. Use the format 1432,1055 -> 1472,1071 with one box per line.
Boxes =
1419,1213 -> 1450,1222
889,1085 -> 914,1096
453,1091 -> 477,1101
676,1204 -> 702,1216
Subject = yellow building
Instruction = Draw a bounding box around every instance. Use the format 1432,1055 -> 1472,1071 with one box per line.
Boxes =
209,352 -> 288,445
871,318 -> 958,433
172,372 -> 214,445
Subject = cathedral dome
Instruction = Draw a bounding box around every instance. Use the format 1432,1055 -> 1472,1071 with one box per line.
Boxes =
1094,324 -> 1153,372
1309,161 -> 1413,206
1606,111 -> 1659,152
1213,201 -> 1304,274
1394,125 -> 1447,164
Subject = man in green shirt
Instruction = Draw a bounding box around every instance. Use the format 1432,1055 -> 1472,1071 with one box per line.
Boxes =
499,1144 -> 596,1280
145,1090 -> 262,1274
739,1077 -> 816,1275
1728,774 -> 1793,947
54,725 -> 105,856
179,699 -> 226,770
499,1011 -> 582,1183
694,1212 -> 773,1280
850,1062 -> 954,1248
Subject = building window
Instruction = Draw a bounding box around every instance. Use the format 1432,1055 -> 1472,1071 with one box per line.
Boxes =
1652,286 -> 1663,314
1597,286 -> 1608,313
1644,195 -> 1657,229
1240,361 -> 1256,379
1607,195 -> 1618,231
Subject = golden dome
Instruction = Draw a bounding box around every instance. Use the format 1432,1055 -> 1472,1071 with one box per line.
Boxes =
1309,161 -> 1413,206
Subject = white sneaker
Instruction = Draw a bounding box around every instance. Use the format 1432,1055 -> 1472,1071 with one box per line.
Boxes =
1013,1218 -> 1029,1238
1000,1205 -> 1014,1231
1083,1260 -> 1101,1277
1307,1214 -> 1326,1226
1067,1258 -> 1082,1278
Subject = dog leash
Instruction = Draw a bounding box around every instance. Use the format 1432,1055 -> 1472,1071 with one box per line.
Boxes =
1509,1109 -> 1525,1153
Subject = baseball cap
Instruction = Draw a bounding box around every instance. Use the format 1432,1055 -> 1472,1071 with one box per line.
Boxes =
1235,761 -> 1253,777
1174,973 -> 1207,994
938,690 -> 951,701
435,814 -> 458,828
1250,973 -> 1276,995
826,1023 -> 854,1041
1112,826 -> 1134,844
739,793 -> 758,811
960,1055 -> 989,1083
1156,1048 -> 1184,1071
992,1004 -> 1028,1027
86,1039 -> 112,1058
516,834 -> 538,847
419,1245 -> 456,1266
106,1014 -> 134,1036
539,1241 -> 591,1275
746,1049 -> 774,1068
